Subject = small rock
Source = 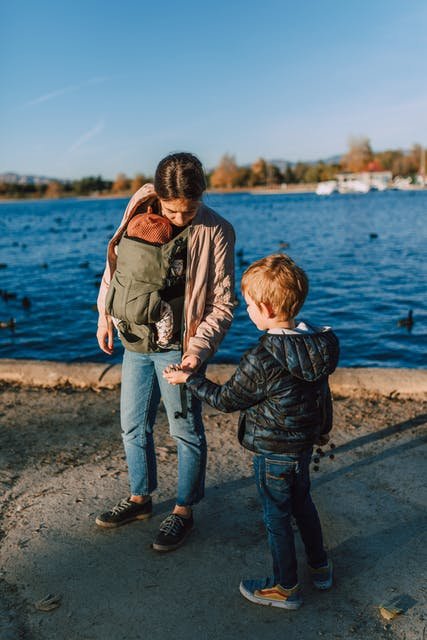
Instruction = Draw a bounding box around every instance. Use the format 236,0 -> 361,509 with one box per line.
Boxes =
35,593 -> 62,612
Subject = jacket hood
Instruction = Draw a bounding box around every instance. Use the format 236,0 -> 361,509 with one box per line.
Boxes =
260,325 -> 339,381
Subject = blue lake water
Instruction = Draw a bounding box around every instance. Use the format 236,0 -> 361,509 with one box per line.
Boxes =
0,190 -> 426,367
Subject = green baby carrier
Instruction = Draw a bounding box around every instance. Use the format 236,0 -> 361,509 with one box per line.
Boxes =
105,227 -> 188,353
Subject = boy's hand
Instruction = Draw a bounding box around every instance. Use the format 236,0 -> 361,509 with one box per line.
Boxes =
163,364 -> 190,385
316,434 -> 330,446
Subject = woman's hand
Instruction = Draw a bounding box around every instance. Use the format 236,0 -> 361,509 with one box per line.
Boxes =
163,364 -> 190,385
97,316 -> 114,354
180,354 -> 201,372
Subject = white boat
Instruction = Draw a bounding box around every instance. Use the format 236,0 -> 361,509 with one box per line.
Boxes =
370,179 -> 388,191
316,180 -> 337,196
393,176 -> 413,190
338,179 -> 370,194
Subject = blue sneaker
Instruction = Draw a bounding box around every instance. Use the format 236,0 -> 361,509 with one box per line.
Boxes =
309,560 -> 333,590
239,578 -> 303,609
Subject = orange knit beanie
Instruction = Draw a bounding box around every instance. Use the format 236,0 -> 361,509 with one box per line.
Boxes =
127,213 -> 173,244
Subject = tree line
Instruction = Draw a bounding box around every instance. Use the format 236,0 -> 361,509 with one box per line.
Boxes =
1,138 -> 424,199
0,173 -> 151,200
208,139 -> 425,188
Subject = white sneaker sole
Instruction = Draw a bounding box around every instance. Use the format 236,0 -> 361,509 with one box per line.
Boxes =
239,583 -> 303,610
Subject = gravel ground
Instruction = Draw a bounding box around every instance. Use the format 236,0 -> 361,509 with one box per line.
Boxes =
1,383 -> 426,640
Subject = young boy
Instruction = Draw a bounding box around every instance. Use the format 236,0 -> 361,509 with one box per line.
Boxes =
163,254 -> 339,609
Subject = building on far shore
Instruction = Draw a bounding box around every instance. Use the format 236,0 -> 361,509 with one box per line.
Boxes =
336,171 -> 393,193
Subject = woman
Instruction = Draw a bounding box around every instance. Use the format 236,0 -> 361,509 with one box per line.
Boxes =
95,153 -> 235,551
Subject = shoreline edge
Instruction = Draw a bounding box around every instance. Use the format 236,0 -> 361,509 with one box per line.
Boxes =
1,359 -> 426,399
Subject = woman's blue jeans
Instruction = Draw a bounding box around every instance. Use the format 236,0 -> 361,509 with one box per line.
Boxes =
254,450 -> 327,589
121,349 -> 207,506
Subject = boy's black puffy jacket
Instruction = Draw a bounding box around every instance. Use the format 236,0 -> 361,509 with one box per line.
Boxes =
186,325 -> 339,454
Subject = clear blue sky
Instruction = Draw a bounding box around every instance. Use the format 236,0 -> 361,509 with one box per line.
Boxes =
1,0 -> 426,179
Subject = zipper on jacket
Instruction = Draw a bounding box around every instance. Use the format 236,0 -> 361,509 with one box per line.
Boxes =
181,225 -> 192,352
174,226 -> 192,421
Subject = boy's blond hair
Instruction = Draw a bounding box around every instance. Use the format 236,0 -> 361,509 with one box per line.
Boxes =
241,254 -> 309,319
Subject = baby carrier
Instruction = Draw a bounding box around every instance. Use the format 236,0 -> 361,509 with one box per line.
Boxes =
105,221 -> 188,353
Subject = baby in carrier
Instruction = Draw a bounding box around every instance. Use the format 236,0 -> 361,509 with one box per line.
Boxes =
126,206 -> 185,348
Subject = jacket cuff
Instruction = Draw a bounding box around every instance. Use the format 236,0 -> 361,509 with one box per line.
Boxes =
186,372 -> 205,386
182,348 -> 210,366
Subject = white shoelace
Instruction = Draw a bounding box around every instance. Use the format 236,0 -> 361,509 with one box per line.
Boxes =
159,514 -> 185,535
110,498 -> 132,515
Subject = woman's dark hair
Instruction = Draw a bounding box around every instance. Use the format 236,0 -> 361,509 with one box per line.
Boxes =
154,152 -> 207,200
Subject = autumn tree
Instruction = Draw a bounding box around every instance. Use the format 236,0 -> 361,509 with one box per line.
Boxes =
406,144 -> 424,176
210,154 -> 240,189
293,162 -> 311,183
131,173 -> 148,193
374,144 -> 423,177
341,136 -> 374,172
233,166 -> 252,187
303,164 -> 323,183
316,161 -> 339,181
376,149 -> 405,175
45,181 -> 62,199
112,173 -> 131,194
250,158 -> 268,186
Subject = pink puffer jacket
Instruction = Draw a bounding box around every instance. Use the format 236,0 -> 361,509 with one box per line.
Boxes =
97,184 -> 235,363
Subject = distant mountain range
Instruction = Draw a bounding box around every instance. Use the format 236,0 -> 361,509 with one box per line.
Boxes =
0,172 -> 69,185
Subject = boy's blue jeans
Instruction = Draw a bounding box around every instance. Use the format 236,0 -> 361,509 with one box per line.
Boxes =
253,449 -> 328,589
120,349 -> 207,506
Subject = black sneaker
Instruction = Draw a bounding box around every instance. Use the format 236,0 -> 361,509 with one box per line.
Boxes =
95,497 -> 152,528
152,513 -> 193,551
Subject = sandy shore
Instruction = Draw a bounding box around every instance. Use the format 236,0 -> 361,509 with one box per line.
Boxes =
1,364 -> 426,640
1,360 -> 427,398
